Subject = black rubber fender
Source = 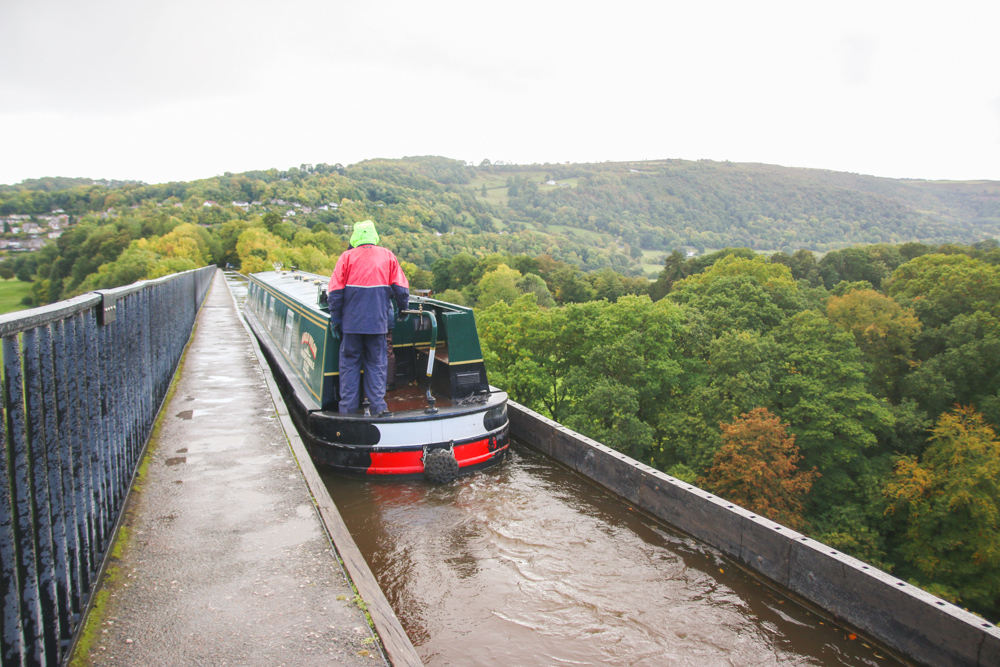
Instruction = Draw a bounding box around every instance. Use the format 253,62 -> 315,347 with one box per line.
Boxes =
424,448 -> 459,483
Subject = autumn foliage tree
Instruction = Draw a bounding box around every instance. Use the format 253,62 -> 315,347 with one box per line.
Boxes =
701,408 -> 818,529
884,405 -> 1000,613
826,289 -> 921,402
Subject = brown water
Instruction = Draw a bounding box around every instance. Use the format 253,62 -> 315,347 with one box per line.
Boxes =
323,442 -> 899,666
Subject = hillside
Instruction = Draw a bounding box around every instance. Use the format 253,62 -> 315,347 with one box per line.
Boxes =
482,159 -> 1000,254
1,156 -> 998,287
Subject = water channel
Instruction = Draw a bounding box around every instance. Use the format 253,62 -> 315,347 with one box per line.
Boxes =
224,272 -> 898,665
323,444 -> 898,666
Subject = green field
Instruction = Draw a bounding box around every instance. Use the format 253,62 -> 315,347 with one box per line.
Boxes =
640,249 -> 668,276
542,224 -> 607,244
470,170 -> 579,206
0,279 -> 34,315
537,177 -> 579,192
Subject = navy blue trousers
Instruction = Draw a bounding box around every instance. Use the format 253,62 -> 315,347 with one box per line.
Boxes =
339,333 -> 388,414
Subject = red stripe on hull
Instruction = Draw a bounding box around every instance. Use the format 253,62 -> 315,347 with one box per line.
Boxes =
368,450 -> 424,475
365,439 -> 508,475
455,439 -> 493,468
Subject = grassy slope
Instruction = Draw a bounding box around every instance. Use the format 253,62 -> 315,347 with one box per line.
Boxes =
0,279 -> 33,315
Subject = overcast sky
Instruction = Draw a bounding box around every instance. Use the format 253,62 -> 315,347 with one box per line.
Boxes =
2,0 -> 999,185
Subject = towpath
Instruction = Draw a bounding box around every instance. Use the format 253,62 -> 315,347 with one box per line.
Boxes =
76,271 -> 384,666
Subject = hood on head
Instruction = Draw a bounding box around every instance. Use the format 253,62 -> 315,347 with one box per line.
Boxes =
350,220 -> 379,247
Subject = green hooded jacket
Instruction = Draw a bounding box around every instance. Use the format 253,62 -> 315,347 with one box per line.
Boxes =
350,220 -> 380,247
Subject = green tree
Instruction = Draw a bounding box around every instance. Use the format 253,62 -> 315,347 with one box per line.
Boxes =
447,253 -> 479,290
648,250 -> 687,301
437,289 -> 467,305
885,405 -> 1000,615
819,246 -> 901,291
477,263 -> 522,307
904,312 -> 1000,427
827,290 -> 921,402
478,296 -> 570,418
592,268 -> 625,302
516,272 -> 556,307
563,379 -> 655,460
887,254 -> 1000,331
262,211 -> 281,232
551,266 -> 596,304
772,310 -> 893,505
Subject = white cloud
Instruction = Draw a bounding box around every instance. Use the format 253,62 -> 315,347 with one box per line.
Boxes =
2,0 -> 999,184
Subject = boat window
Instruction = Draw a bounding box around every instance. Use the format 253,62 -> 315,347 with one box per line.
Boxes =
283,309 -> 296,353
267,294 -> 276,329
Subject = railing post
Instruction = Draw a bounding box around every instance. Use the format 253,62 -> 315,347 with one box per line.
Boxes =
2,384 -> 26,667
39,323 -> 74,650
51,318 -> 83,620
3,336 -> 46,666
22,331 -> 61,663
67,317 -> 95,596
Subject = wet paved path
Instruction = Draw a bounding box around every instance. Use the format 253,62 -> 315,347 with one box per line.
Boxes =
79,271 -> 383,666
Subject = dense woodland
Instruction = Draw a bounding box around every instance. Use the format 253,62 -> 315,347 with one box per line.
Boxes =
477,242 -> 1000,624
3,157 -> 1000,308
3,158 -> 1000,622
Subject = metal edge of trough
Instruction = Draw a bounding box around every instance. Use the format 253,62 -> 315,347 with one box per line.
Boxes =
224,273 -> 424,667
507,400 -> 1000,667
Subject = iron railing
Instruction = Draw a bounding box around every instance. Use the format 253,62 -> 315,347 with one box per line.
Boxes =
1,265 -> 215,667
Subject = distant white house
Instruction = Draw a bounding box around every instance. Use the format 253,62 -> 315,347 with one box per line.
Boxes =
48,231 -> 62,239
546,180 -> 556,185
203,201 -> 217,207
232,201 -> 250,211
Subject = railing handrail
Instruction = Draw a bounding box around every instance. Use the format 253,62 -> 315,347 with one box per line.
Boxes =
0,265 -> 215,337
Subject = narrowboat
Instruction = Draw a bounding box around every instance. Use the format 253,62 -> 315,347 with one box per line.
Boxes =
242,266 -> 509,482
